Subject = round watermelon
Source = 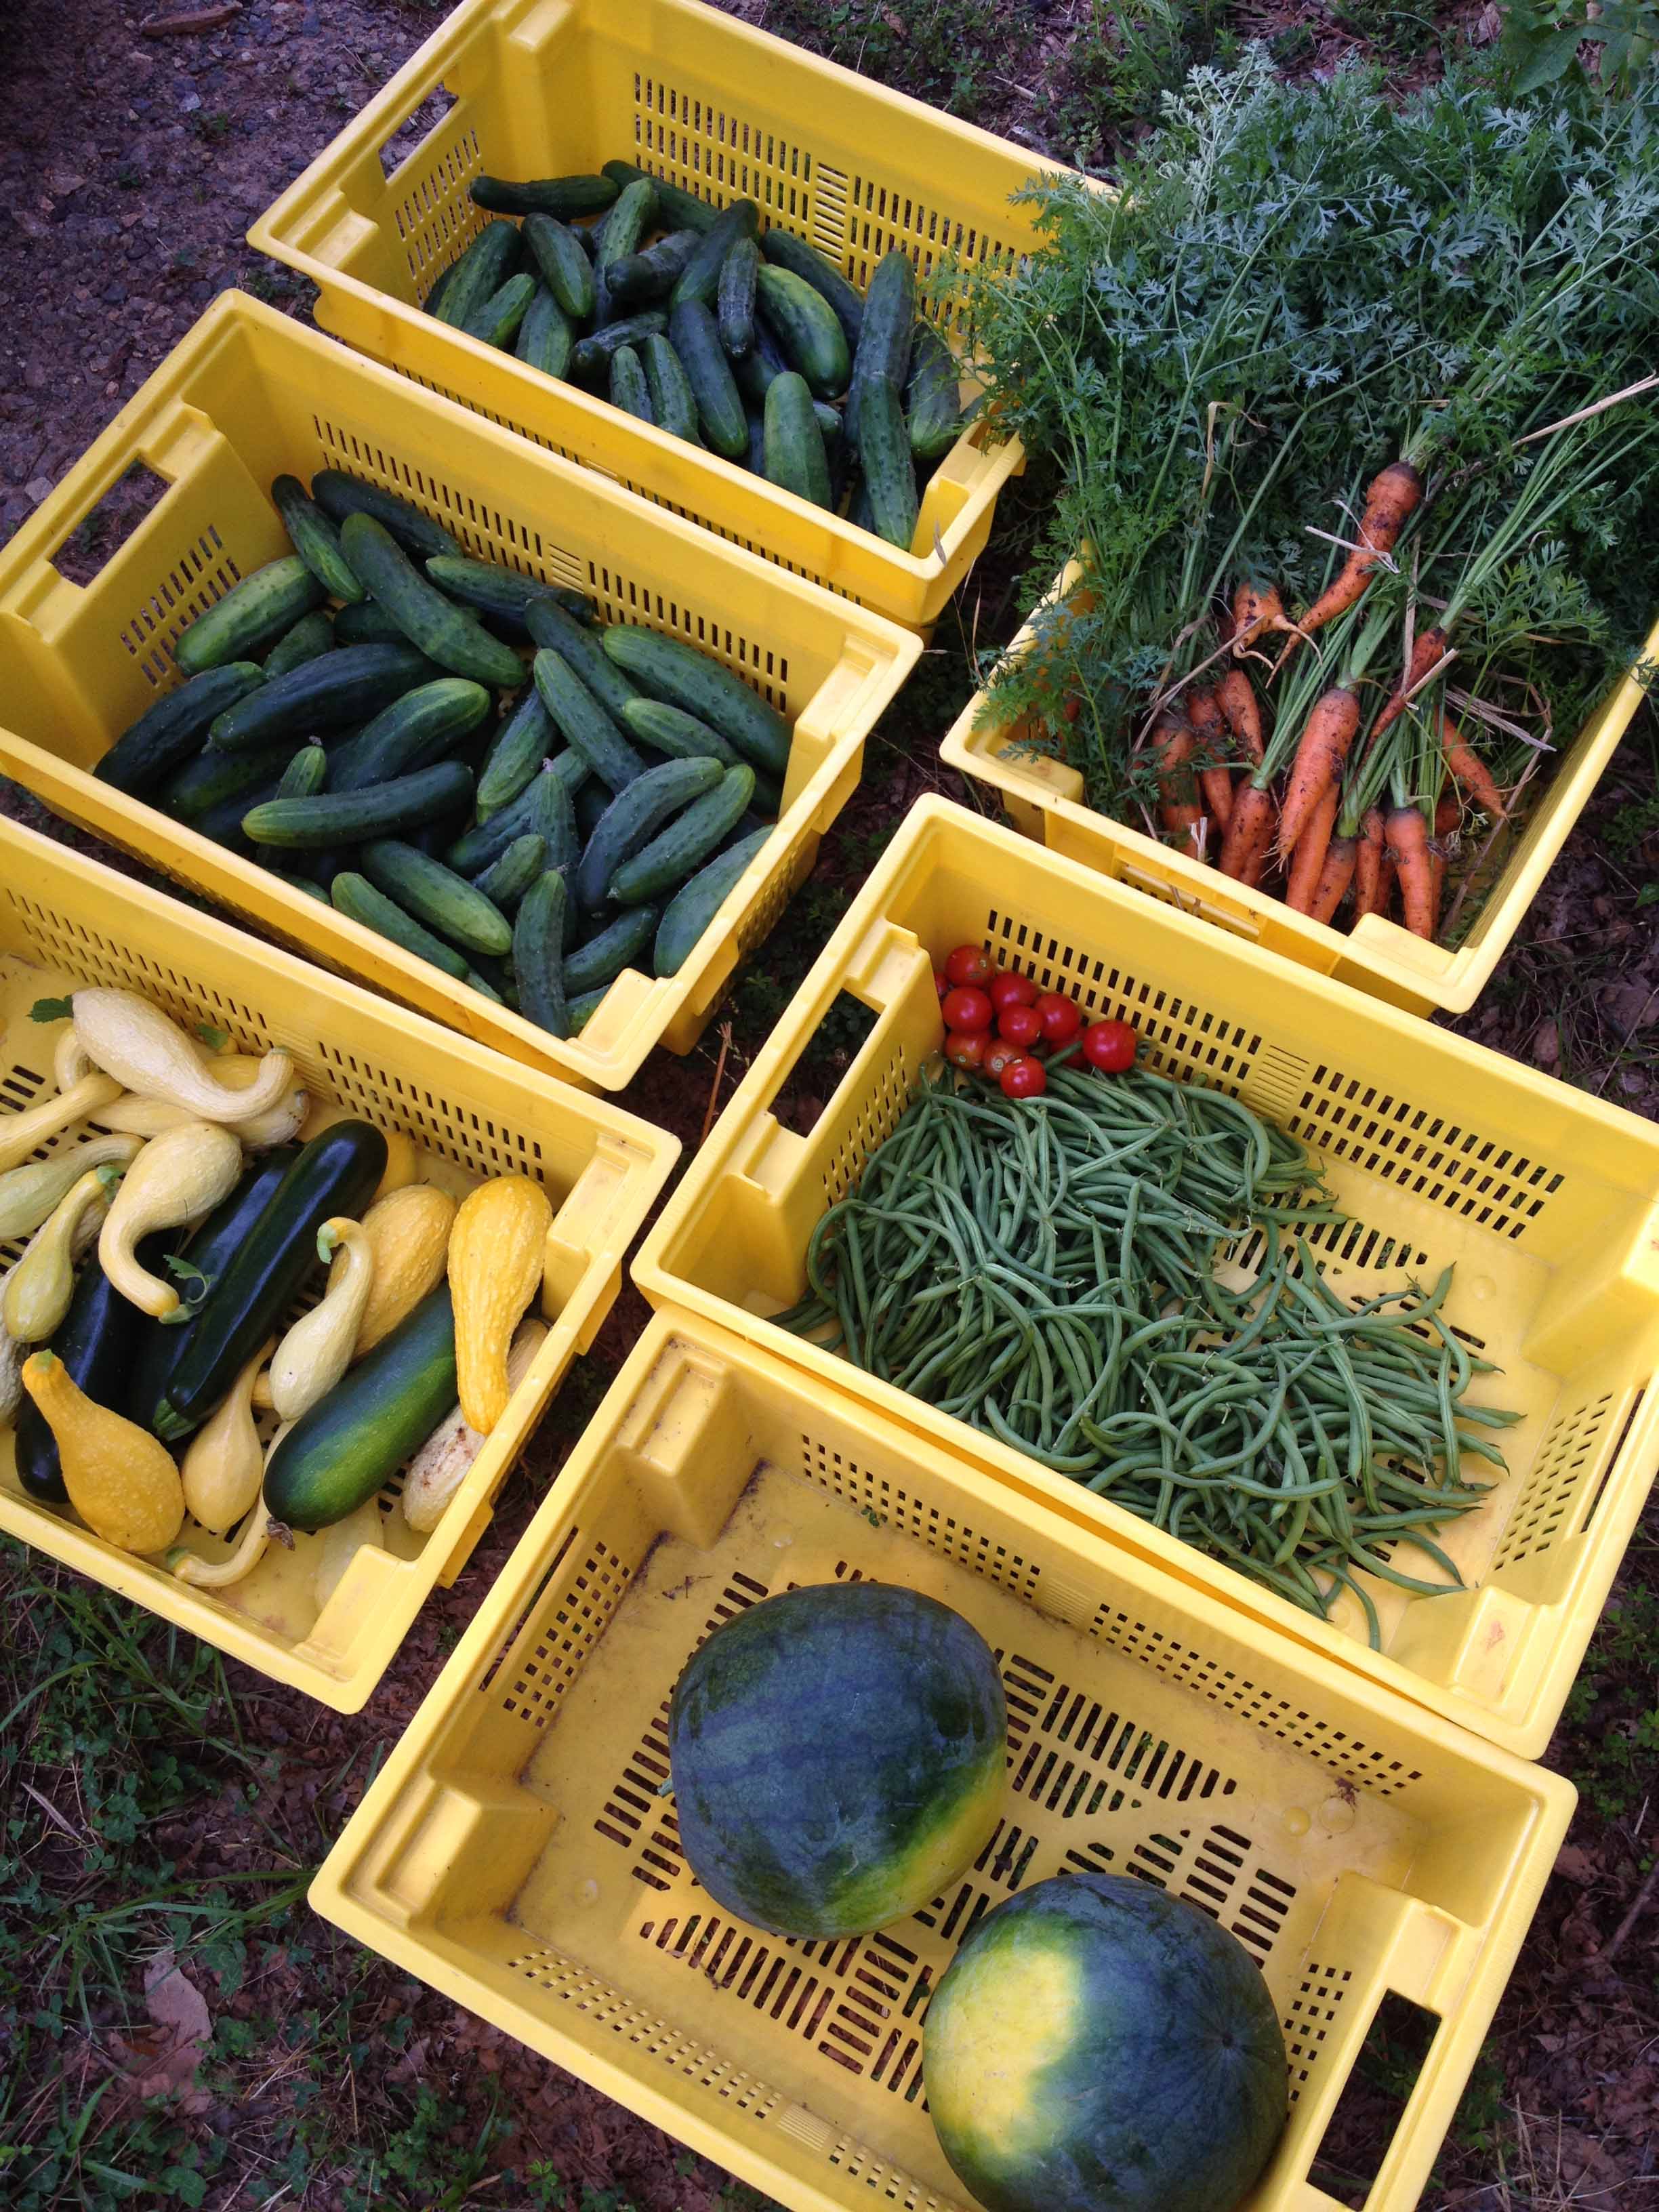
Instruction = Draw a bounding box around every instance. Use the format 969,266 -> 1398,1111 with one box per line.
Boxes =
924,1872 -> 1288,2212
668,1581 -> 1007,1938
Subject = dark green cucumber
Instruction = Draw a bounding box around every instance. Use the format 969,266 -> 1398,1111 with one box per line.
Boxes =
668,301 -> 748,460
432,220 -> 522,329
466,964 -> 506,1004
844,249 -> 916,443
732,319 -> 792,406
464,270 -> 536,348
763,372 -> 832,508
670,199 -> 760,311
564,905 -> 660,994
362,840 -> 512,957
516,284 -> 576,378
620,696 -> 743,770
476,687 -> 553,815
533,651 -> 645,792
642,333 -> 703,445
609,345 -> 655,424
847,470 -> 877,534
524,597 -> 640,722
717,235 -> 762,356
471,173 -> 617,220
264,610 -> 337,679
856,373 -> 919,550
512,872 -> 570,1036
601,626 -> 791,779
576,777 -> 609,842
243,760 -> 473,848
264,1284 -> 458,1532
745,409 -> 767,475
338,516 -> 523,689
655,825 -> 772,976
95,663 -> 264,796
607,230 -> 699,310
173,557 -> 326,676
598,177 -> 659,274
472,832 -> 547,910
759,230 -> 864,352
601,161 -> 718,234
589,249 -> 618,331
199,774 -> 282,855
327,677 -> 492,793
569,312 -> 670,383
448,761 -> 577,875
159,738 -> 295,824
155,1123 -> 388,1440
272,474 -> 367,603
905,320 -> 964,458
279,743 -> 328,799
567,986 -> 609,1030
426,557 -> 590,639
310,472 -> 462,561
610,763 -> 756,903
754,268 -> 851,400
331,872 -> 470,979
333,599 -> 407,647
16,1235 -> 165,1500
813,401 -> 844,447
284,874 -> 333,903
575,756 -> 724,908
522,213 -> 595,321
424,253 -> 464,319
205,641 -> 436,752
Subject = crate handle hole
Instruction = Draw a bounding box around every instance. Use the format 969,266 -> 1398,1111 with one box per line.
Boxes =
1305,1990 -> 1441,2206
49,463 -> 171,588
775,991 -> 880,1137
379,83 -> 459,184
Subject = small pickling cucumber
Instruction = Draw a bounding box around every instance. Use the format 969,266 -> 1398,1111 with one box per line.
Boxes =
331,871 -> 471,979
471,832 -> 547,912
609,763 -> 756,905
198,774 -> 283,855
263,609 -> 336,679
600,161 -> 718,234
601,626 -> 791,780
654,825 -> 773,977
449,760 -> 579,876
642,333 -> 703,445
425,556 -> 590,639
575,755 -> 725,909
522,213 -> 595,321
732,319 -> 791,407
362,840 -> 513,958
524,598 -> 640,722
470,173 -> 618,220
272,474 -> 367,602
754,267 -> 851,400
206,641 -> 436,752
610,344 -> 655,424
764,372 -> 832,509
569,312 -> 670,383
844,249 -> 916,443
533,651 -> 645,792
173,556 -> 325,676
598,176 -> 659,274
513,870 -> 570,1036
856,373 -> 920,550
159,738 -> 296,825
516,285 -> 575,378
670,199 -> 760,312
717,235 -> 761,356
759,229 -> 865,352
905,321 -> 966,458
476,688 -> 554,816
607,230 -> 699,310
311,471 -> 462,560
95,663 -> 263,796
333,599 -> 407,647
563,905 -> 660,994
243,760 -> 474,848
278,743 -> 328,799
668,301 -> 748,460
431,220 -> 522,330
463,270 -> 536,349
327,678 -> 492,793
338,515 -> 524,689
619,696 -> 743,771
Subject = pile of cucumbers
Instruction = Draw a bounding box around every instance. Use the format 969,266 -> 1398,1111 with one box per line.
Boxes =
422,161 -> 970,548
95,470 -> 787,1041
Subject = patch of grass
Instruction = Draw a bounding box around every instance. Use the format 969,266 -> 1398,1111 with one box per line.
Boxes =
1557,1579 -> 1659,1825
762,0 -> 1008,125
1048,0 -> 1239,168
194,111 -> 232,146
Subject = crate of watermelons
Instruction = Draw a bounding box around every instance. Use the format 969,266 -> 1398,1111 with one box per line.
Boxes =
245,0 -> 1046,632
0,295 -> 919,1094
311,1309 -> 1572,2212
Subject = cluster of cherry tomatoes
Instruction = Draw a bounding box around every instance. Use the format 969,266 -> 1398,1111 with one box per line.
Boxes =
936,945 -> 1139,1100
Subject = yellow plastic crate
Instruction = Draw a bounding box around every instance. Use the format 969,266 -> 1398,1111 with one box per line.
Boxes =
0,814 -> 677,1711
0,293 -> 920,1093
311,1310 -> 1573,2212
246,0 -> 1040,632
635,798 -> 1659,1759
941,560 -> 1659,1018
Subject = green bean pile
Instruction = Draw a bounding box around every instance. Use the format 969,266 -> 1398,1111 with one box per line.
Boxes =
775,1061 -> 1516,1641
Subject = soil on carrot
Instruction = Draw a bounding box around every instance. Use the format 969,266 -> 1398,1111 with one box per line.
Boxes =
1,3 -> 1656,2208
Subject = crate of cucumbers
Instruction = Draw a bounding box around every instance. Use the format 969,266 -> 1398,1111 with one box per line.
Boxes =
0,295 -> 919,1092
0,813 -> 678,1710
246,0 -> 1045,631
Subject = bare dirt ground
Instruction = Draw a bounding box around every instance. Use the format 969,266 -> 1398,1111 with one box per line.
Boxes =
1,3 -> 1656,2209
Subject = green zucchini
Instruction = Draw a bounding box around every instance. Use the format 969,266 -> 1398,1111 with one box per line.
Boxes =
154,1122 -> 388,1440
754,267 -> 851,400
758,229 -> 864,352
338,515 -> 524,689
516,285 -> 575,378
607,230 -> 699,310
844,249 -> 916,443
575,755 -> 724,908
667,302 -> 748,460
600,626 -> 791,779
272,474 -> 367,603
464,270 -> 536,348
310,472 -> 463,561
333,600 -> 407,647
717,236 -> 761,357
641,333 -> 703,445
95,663 -> 264,796
243,760 -> 474,848
670,199 -> 760,311
563,905 -> 660,994
279,743 -> 328,799
331,872 -> 470,979
470,173 -> 618,220
533,651 -> 645,792
432,220 -> 522,330
609,345 -> 655,424
655,825 -> 773,976
327,678 -> 492,794
763,372 -> 832,508
173,556 -> 327,676
609,763 -> 756,903
512,872 -> 570,1036
619,696 -> 744,771
159,739 -> 295,824
472,832 -> 547,911
524,598 -> 639,722
905,321 -> 965,458
263,609 -> 337,680
264,1284 -> 458,1532
855,373 -> 919,550
600,161 -> 718,234
522,213 -> 596,321
569,312 -> 670,383
425,557 -> 590,639
476,687 -> 553,815
362,840 -> 512,957
731,319 -> 792,407
205,641 -> 436,752
598,177 -> 659,274
448,761 -> 578,876
16,1235 -> 165,1501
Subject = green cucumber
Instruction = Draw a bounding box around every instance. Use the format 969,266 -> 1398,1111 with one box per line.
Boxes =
607,230 -> 699,310
472,832 -> 547,911
589,249 -> 618,332
448,761 -> 577,876
670,199 -> 760,312
522,214 -> 595,321
598,177 -> 659,274
905,321 -> 964,458
331,872 -> 470,979
732,319 -> 791,406
476,687 -> 552,815
432,220 -> 522,329
198,774 -> 282,855
471,173 -> 617,220
243,760 -> 474,848
264,609 -> 337,679
754,267 -> 851,400
609,345 -> 655,424
362,840 -> 512,957
284,874 -> 333,903
847,470 -> 877,534
272,474 -> 367,603
533,651 -> 645,792
813,401 -> 844,447
159,738 -> 295,824
575,756 -> 724,908
173,557 -> 326,676
655,825 -> 773,975
338,515 -> 524,689
763,372 -> 832,508
206,641 -> 436,752
564,905 -> 660,994
846,249 -> 916,442
512,872 -> 570,1036
465,964 -> 506,1004
464,270 -> 536,348
524,598 -> 639,721
600,626 -> 791,779
333,600 -> 407,647
425,557 -> 590,638
856,373 -> 919,550
567,986 -> 609,1031
609,763 -> 756,903
279,743 -> 328,798
328,678 -> 491,792
758,230 -> 865,352
423,253 -> 464,319
516,285 -> 576,378
576,777 -> 609,842
264,1284 -> 458,1532
310,472 -> 462,561
716,235 -> 761,356
155,1122 -> 389,1440
619,696 -> 743,771
95,663 -> 263,796
668,301 -> 748,459
569,312 -> 670,383
745,408 -> 767,476
600,161 -> 718,234
642,333 -> 703,445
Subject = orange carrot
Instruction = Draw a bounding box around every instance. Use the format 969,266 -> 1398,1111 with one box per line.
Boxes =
1151,709 -> 1200,857
1439,705 -> 1507,818
1231,580 -> 1290,649
1309,835 -> 1358,925
1285,785 -> 1340,913
1351,808 -> 1387,920
1387,804 -> 1437,939
1218,781 -> 1277,886
1216,668 -> 1265,763
1277,685 -> 1361,855
1185,688 -> 1233,832
1429,840 -> 1448,925
1372,624 -> 1449,741
1434,791 -> 1461,840
1295,461 -> 1424,641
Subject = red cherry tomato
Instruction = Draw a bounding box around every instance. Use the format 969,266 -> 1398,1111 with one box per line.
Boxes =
944,1029 -> 987,1071
944,943 -> 994,989
983,1040 -> 1021,1081
934,969 -> 950,1001
1036,992 -> 1082,1046
1000,1054 -> 1048,1099
941,985 -> 994,1035
998,1002 -> 1044,1050
989,972 -> 1040,1015
1082,1019 -> 1138,1073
